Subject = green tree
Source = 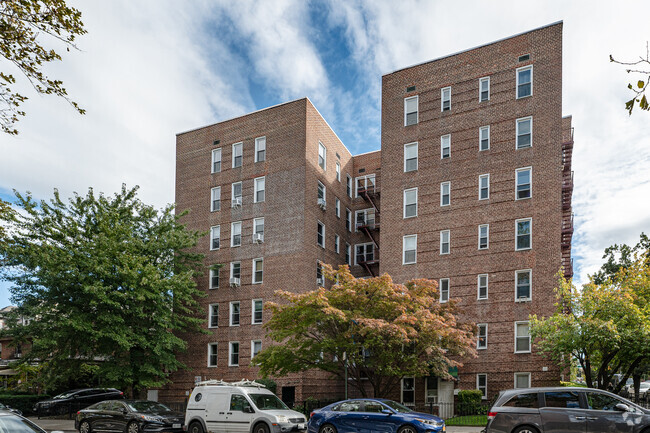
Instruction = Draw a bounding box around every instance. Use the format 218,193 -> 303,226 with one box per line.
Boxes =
254,264 -> 476,397
1,0 -> 86,135
610,45 -> 650,115
0,185 -> 205,397
0,198 -> 15,247
593,233 -> 649,285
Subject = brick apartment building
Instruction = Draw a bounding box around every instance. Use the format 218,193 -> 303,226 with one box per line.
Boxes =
163,21 -> 573,409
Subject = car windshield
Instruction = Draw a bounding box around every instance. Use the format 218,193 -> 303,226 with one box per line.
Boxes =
126,402 -> 173,413
0,415 -> 44,432
249,394 -> 290,410
380,400 -> 413,413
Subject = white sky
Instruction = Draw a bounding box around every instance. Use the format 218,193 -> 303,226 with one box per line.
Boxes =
1,0 -> 649,305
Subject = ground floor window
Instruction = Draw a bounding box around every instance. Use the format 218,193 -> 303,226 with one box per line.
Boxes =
401,377 -> 415,406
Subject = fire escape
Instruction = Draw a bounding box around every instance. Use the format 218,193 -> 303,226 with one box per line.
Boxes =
356,177 -> 380,277
561,128 -> 574,279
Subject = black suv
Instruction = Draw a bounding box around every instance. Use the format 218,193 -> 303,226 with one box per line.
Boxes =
34,388 -> 124,416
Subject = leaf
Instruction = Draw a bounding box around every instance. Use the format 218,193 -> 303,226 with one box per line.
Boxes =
640,95 -> 649,111
626,99 -> 635,115
629,84 -> 634,90
639,80 -> 646,89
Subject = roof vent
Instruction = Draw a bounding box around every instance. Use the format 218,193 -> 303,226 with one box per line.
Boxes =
406,85 -> 416,92
518,54 -> 530,62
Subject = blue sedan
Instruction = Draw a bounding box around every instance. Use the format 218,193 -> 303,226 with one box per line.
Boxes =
308,399 -> 445,433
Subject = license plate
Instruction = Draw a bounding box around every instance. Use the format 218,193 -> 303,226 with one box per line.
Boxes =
173,424 -> 181,428
298,423 -> 306,429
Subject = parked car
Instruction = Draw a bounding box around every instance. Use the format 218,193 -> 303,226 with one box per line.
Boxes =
75,400 -> 184,433
0,409 -> 63,433
625,381 -> 650,399
185,379 -> 306,433
0,401 -> 22,416
485,386 -> 650,432
308,398 -> 445,433
34,388 -> 124,416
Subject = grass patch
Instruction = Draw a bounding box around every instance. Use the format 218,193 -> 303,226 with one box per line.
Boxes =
445,414 -> 487,426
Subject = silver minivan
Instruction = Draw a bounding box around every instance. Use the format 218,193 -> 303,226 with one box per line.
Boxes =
485,386 -> 650,433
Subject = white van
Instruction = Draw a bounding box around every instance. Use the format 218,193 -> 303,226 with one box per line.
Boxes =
185,380 -> 307,433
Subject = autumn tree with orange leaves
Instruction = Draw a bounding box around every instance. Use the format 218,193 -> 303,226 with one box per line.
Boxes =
254,264 -> 476,397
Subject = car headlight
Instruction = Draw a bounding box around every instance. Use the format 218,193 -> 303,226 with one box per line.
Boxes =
276,415 -> 289,423
415,418 -> 444,427
141,415 -> 164,423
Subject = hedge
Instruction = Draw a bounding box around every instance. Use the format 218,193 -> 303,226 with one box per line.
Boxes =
0,394 -> 51,416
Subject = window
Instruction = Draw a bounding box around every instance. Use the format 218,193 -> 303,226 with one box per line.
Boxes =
231,221 -> 242,247
209,266 -> 220,289
516,167 -> 532,199
516,270 -> 532,301
425,377 -> 438,404
515,373 -> 531,389
208,304 -> 219,328
317,221 -> 325,248
317,181 -> 326,205
479,126 -> 490,151
516,218 -> 532,250
479,77 -> 490,102
403,188 -> 417,218
346,175 -> 352,197
230,262 -> 241,280
335,197 -> 340,218
345,243 -> 351,265
211,187 -> 221,212
334,235 -> 340,254
318,142 -> 326,170
336,162 -> 341,181
477,324 -> 487,349
355,208 -> 376,230
232,182 -> 242,207
252,299 -> 263,324
404,142 -> 418,172
255,136 -> 266,162
479,224 -> 489,250
254,177 -> 265,203
232,142 -> 243,168
585,391 -> 629,411
477,374 -> 487,399
478,274 -> 488,299
440,230 -> 450,255
355,174 -> 376,196
404,96 -> 418,126
355,243 -> 375,265
403,235 -> 417,264
208,343 -> 218,367
441,134 -> 451,159
346,208 -> 352,232
229,342 -> 239,366
210,226 -> 220,250
212,148 -> 222,173
479,174 -> 489,200
544,391 -> 580,408
253,217 -> 264,242
440,182 -> 450,206
441,87 -> 451,111
317,261 -> 323,285
515,322 -> 531,353
517,65 -> 533,98
252,258 -> 263,284
251,340 -> 262,359
504,393 -> 539,408
402,377 -> 415,405
440,278 -> 449,303
230,302 -> 240,326
516,117 -> 532,149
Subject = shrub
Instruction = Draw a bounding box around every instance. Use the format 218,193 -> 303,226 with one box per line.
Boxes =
457,389 -> 484,415
254,378 -> 277,394
0,394 -> 50,416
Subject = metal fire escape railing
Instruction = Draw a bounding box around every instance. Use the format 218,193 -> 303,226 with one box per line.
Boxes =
561,137 -> 574,279
357,180 -> 381,277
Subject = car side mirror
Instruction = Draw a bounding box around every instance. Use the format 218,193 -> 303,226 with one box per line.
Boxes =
615,403 -> 630,412
244,406 -> 254,414
381,409 -> 393,415
122,408 -> 128,414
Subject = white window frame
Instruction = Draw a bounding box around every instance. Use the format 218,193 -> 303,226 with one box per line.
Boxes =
255,136 -> 266,162
211,187 -> 221,212
441,86 -> 451,111
232,142 -> 243,168
516,116 -> 533,149
355,174 -> 376,197
347,175 -> 352,197
317,181 -> 326,203
404,96 -> 419,126
317,221 -> 325,248
477,323 -> 488,349
335,197 -> 340,218
318,142 -> 327,170
232,181 -> 242,206
252,258 -> 263,284
354,242 -> 375,265
210,225 -> 220,251
209,266 -> 219,290
515,269 -> 532,302
479,174 -> 490,200
440,182 -> 450,206
441,134 -> 451,159
516,167 -> 532,200
334,234 -> 340,254
346,208 -> 352,233
231,221 -> 242,247
440,230 -> 450,255
404,142 -> 418,172
514,372 -> 532,389
253,217 -> 264,239
477,374 -> 487,400
229,341 -> 240,366
208,303 -> 219,329
479,125 -> 490,151
439,278 -> 449,303
478,274 -> 488,300
230,261 -> 240,281
230,301 -> 240,327
208,343 -> 218,367
251,340 -> 262,359
478,224 -> 489,250
402,235 -> 417,265
515,321 -> 531,353
254,177 -> 265,203
401,377 -> 416,406
252,299 -> 263,325
403,187 -> 418,218
516,65 -> 533,99
479,76 -> 490,102
212,148 -> 222,173
515,218 -> 532,251
336,162 -> 341,181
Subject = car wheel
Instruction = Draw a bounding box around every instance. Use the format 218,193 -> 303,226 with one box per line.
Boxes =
79,421 -> 92,433
127,421 -> 140,433
397,426 -> 417,433
513,426 -> 539,433
254,422 -> 270,433
188,421 -> 205,433
319,424 -> 338,433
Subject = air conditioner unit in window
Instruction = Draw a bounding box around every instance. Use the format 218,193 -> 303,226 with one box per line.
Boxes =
426,396 -> 438,404
231,197 -> 242,208
229,277 -> 240,287
317,277 -> 324,286
252,233 -> 264,243
317,198 -> 326,210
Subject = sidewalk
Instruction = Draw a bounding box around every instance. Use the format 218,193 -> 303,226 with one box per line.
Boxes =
447,427 -> 484,433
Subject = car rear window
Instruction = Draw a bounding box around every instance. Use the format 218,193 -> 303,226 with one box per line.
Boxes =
543,391 -> 580,408
334,402 -> 362,412
503,393 -> 539,408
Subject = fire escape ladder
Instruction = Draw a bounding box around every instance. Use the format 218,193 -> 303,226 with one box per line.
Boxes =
359,224 -> 380,249
359,188 -> 380,214
360,260 -> 376,278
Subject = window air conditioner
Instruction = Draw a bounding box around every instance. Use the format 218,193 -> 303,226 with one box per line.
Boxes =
231,197 -> 242,208
317,277 -> 324,286
317,198 -> 326,210
229,277 -> 241,287
252,233 -> 264,243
